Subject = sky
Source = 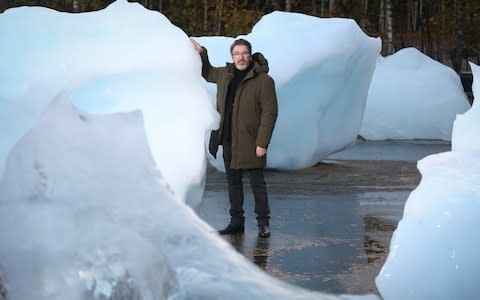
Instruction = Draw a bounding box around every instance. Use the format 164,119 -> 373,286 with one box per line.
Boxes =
0,0 -> 476,299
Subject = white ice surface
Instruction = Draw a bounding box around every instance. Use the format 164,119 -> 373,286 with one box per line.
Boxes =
0,0 -> 218,207
0,94 -> 378,300
195,12 -> 380,170
375,62 -> 479,299
360,48 -> 470,141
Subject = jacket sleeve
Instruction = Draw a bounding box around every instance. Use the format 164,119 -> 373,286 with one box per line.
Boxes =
256,75 -> 278,148
199,47 -> 222,83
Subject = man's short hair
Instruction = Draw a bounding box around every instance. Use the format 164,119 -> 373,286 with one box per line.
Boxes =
230,39 -> 252,55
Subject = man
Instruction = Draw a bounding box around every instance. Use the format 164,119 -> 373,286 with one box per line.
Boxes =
190,38 -> 278,238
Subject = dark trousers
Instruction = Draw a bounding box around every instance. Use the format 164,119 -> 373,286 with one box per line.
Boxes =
222,141 -> 270,226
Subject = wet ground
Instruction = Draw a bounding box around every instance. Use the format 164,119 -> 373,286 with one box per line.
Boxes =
195,140 -> 450,296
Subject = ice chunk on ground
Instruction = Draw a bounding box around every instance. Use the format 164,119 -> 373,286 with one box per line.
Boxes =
0,0 -> 217,207
375,62 -> 480,299
360,48 -> 470,141
0,94 -> 378,300
196,12 -> 381,170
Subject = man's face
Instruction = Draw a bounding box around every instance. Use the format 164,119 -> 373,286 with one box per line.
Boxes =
231,45 -> 251,70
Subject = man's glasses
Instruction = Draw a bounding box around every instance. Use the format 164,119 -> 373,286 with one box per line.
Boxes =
232,52 -> 250,57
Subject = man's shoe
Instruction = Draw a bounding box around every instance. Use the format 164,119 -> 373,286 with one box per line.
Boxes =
218,223 -> 244,235
258,224 -> 270,238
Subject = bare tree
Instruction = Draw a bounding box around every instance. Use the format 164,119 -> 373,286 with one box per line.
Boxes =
285,0 -> 291,12
379,0 -> 385,33
312,0 -> 317,15
411,0 -> 419,32
451,0 -> 465,72
73,0 -> 79,12
385,0 -> 395,55
215,0 -> 223,36
359,0 -> 369,30
203,0 -> 208,34
272,0 -> 281,11
143,0 -> 150,9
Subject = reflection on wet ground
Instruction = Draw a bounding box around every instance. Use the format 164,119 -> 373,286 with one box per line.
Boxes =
195,141 -> 450,296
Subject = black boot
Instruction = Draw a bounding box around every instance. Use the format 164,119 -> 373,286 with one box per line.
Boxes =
258,224 -> 270,238
218,223 -> 244,235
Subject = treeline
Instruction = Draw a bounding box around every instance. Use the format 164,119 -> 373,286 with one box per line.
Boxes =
1,0 -> 479,72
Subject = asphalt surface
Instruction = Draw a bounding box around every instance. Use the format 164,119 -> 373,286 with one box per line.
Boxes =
195,140 -> 451,296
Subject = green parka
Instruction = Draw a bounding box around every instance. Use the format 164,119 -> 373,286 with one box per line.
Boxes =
200,48 -> 278,169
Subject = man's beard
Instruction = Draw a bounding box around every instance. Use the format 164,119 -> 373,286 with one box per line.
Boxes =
235,61 -> 249,70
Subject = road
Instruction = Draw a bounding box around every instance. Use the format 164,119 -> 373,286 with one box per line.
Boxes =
195,140 -> 450,296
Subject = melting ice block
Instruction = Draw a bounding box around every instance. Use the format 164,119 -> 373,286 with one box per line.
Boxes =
360,48 -> 470,141
0,0 -> 217,207
376,62 -> 479,299
197,11 -> 381,170
0,94 -> 378,300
